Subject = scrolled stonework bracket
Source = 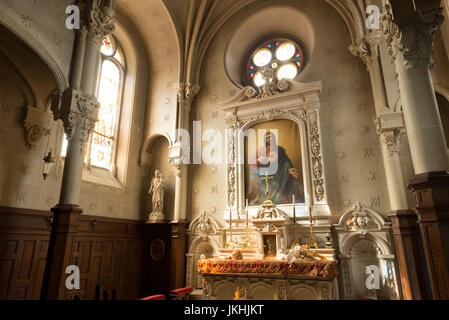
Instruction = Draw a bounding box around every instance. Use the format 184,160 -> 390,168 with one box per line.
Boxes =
24,106 -> 53,149
375,112 -> 405,155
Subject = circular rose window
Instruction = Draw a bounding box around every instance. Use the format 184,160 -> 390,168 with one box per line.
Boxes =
247,39 -> 304,87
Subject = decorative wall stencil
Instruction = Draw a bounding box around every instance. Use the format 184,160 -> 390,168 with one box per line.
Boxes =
211,166 -> 217,174
15,192 -> 27,205
363,147 -> 374,159
19,163 -> 31,176
337,151 -> 347,160
20,15 -> 33,28
334,129 -> 344,138
370,196 -> 381,208
366,170 -> 377,182
211,111 -> 218,119
326,87 -> 337,96
45,195 -> 56,207
211,185 -> 218,194
338,174 -> 350,184
0,102 -> 12,114
357,103 -> 367,112
343,198 -> 353,208
360,125 -> 370,135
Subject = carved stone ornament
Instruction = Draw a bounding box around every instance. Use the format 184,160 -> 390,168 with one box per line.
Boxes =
24,106 -> 53,149
86,2 -> 115,44
52,88 -> 100,152
374,113 -> 405,155
381,3 -> 444,70
308,110 -> 325,201
345,202 -> 380,233
196,211 -> 213,237
177,82 -> 200,106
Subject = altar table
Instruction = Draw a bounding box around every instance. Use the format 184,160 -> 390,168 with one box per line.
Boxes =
198,259 -> 339,300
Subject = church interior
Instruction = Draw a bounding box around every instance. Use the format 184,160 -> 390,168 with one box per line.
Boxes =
1,0 -> 449,301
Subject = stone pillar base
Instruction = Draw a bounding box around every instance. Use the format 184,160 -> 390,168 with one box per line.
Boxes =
408,172 -> 449,299
41,204 -> 82,300
388,210 -> 428,299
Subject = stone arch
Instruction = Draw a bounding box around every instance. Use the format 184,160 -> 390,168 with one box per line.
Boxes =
0,10 -> 68,92
288,285 -> 319,300
247,282 -> 273,300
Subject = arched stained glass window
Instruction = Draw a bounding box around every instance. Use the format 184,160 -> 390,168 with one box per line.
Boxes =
61,35 -> 124,171
247,38 -> 304,87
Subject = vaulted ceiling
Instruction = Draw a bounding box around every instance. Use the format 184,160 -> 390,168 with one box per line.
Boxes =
116,0 -> 371,85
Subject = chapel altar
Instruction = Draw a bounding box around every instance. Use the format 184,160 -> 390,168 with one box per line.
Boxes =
193,79 -> 341,300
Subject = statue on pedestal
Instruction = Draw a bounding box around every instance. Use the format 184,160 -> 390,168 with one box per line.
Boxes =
147,170 -> 165,222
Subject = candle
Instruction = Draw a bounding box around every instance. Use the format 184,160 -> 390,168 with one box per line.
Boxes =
292,195 -> 296,222
246,199 -> 249,226
309,206 -> 313,223
229,209 -> 232,226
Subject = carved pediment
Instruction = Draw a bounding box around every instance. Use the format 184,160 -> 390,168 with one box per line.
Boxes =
189,212 -> 220,237
337,202 -> 387,233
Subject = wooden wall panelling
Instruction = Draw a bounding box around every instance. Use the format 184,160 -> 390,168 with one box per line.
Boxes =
0,207 -> 51,300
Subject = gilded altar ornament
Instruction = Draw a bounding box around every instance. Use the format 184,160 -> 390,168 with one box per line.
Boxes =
226,209 -> 236,249
308,206 -> 318,249
243,199 -> 253,249
260,171 -> 274,205
291,194 -> 299,248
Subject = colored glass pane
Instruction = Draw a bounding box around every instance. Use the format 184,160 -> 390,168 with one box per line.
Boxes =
276,42 -> 296,61
253,70 -> 266,87
90,59 -> 121,169
101,36 -> 116,56
253,48 -> 272,67
277,63 -> 298,80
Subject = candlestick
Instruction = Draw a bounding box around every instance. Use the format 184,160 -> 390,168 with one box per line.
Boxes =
243,199 -> 252,248
308,205 -> 317,249
291,194 -> 299,249
246,199 -> 249,226
227,209 -> 235,249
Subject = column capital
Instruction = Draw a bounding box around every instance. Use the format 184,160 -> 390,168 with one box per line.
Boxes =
177,82 -> 200,107
381,2 -> 444,70
375,112 -> 405,155
81,0 -> 115,45
53,88 -> 100,151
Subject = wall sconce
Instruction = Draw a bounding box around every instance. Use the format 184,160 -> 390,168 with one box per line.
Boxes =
43,149 -> 55,180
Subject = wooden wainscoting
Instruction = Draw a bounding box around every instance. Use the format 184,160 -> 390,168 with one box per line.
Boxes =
74,215 -> 144,300
0,206 -> 144,300
0,207 -> 52,300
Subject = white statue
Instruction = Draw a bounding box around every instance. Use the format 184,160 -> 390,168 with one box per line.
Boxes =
148,170 -> 165,221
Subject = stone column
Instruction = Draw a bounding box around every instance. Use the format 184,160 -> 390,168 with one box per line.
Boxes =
382,1 -> 449,299
170,82 -> 200,222
351,33 -> 427,299
42,1 -> 115,300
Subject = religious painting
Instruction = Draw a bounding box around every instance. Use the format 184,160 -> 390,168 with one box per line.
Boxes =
263,235 -> 277,258
245,119 -> 305,206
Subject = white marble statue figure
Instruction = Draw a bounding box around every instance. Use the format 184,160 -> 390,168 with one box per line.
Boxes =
148,170 -> 165,221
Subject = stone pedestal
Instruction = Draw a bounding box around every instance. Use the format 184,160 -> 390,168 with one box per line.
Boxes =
408,172 -> 449,299
41,205 -> 81,300
388,210 -> 428,299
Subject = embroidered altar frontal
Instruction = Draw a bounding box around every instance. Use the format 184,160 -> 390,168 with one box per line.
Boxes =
198,259 -> 338,279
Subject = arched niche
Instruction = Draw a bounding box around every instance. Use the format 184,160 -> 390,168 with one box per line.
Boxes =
144,136 -> 175,221
335,202 -> 401,300
185,212 -> 222,289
